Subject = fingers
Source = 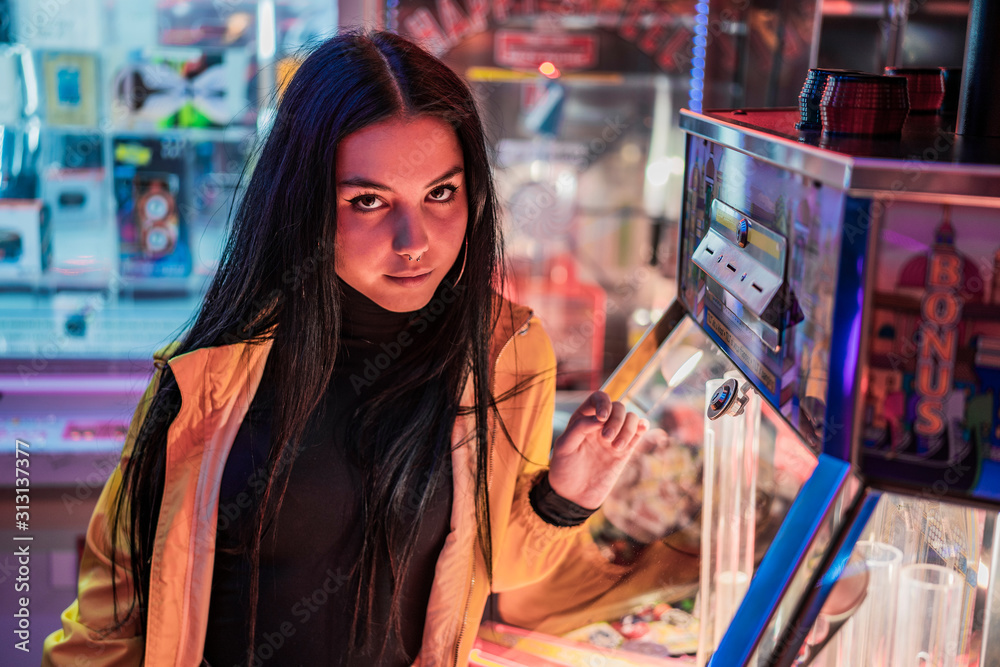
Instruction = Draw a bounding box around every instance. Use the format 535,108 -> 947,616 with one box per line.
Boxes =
576,391 -> 612,420
560,392 -> 650,456
600,404 -> 650,450
599,402 -> 626,441
614,412 -> 641,449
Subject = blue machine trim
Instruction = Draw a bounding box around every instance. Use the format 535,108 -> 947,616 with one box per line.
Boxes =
974,460 -> 1000,502
770,489 -> 881,667
824,197 -> 871,462
708,455 -> 852,666
819,491 -> 881,587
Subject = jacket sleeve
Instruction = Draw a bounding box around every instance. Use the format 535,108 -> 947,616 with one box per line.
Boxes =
489,317 -> 590,593
41,345 -> 176,666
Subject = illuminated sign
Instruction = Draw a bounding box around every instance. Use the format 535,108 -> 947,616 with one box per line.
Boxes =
914,252 -> 962,437
396,0 -> 695,74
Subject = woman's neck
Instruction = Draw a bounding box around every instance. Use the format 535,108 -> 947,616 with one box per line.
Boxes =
338,277 -> 417,345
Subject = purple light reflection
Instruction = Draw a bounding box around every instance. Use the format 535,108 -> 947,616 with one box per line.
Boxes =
834,286 -> 864,460
843,305 -> 861,400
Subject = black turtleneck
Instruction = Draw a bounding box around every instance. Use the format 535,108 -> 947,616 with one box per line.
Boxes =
202,280 -> 595,667
202,280 -> 453,667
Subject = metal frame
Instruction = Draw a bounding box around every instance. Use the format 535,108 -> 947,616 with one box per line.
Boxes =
679,109 -> 1000,198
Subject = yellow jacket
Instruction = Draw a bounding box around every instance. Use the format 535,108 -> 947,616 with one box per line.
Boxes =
42,300 -> 587,667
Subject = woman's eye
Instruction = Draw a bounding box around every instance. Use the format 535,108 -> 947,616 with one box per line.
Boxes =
428,185 -> 458,202
350,194 -> 383,211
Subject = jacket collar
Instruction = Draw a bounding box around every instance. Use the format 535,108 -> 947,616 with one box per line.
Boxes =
154,296 -> 533,402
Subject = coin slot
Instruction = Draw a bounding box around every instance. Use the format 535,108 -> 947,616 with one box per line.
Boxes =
726,263 -> 737,272
706,247 -> 714,255
751,282 -> 763,292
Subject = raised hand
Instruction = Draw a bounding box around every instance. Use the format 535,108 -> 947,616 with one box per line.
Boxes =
547,391 -> 649,510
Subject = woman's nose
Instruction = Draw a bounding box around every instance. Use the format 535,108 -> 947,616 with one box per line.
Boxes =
392,209 -> 430,259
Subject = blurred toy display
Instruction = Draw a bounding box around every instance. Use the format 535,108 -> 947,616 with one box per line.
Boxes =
156,0 -> 336,51
113,137 -> 190,278
42,53 -> 99,127
562,602 -> 699,657
110,135 -> 250,280
0,0 -> 333,298
0,199 -> 50,282
111,50 -> 254,129
508,254 -> 607,391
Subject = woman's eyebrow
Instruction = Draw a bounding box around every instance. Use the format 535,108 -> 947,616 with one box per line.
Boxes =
337,166 -> 464,191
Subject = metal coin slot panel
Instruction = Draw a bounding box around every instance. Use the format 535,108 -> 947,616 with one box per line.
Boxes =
692,200 -> 793,349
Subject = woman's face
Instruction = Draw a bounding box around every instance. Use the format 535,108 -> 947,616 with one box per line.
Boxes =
335,115 -> 468,312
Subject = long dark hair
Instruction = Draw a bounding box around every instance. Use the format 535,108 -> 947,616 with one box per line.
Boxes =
109,28 -> 508,664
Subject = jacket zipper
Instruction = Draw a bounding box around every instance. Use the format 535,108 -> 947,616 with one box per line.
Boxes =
453,556 -> 476,667
452,319 -> 525,666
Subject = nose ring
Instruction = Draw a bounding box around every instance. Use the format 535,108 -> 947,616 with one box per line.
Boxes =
406,254 -> 422,261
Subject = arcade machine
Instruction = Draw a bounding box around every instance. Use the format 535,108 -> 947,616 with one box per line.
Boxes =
472,2 -> 1000,666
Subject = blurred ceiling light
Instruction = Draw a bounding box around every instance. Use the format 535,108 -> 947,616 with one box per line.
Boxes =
538,61 -> 560,79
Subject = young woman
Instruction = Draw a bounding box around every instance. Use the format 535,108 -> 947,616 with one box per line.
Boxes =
42,29 -> 647,667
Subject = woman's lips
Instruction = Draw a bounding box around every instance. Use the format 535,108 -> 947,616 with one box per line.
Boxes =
386,271 -> 432,287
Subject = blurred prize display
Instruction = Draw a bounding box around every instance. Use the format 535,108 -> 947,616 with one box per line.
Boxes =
0,0 -> 334,298
0,7 -> 336,662
42,52 -> 100,127
111,136 -> 251,282
0,199 -> 50,283
155,0 -> 336,51
10,0 -> 104,51
113,136 -> 190,279
507,254 -> 607,392
40,166 -> 112,279
40,167 -> 106,226
111,49 -> 255,130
